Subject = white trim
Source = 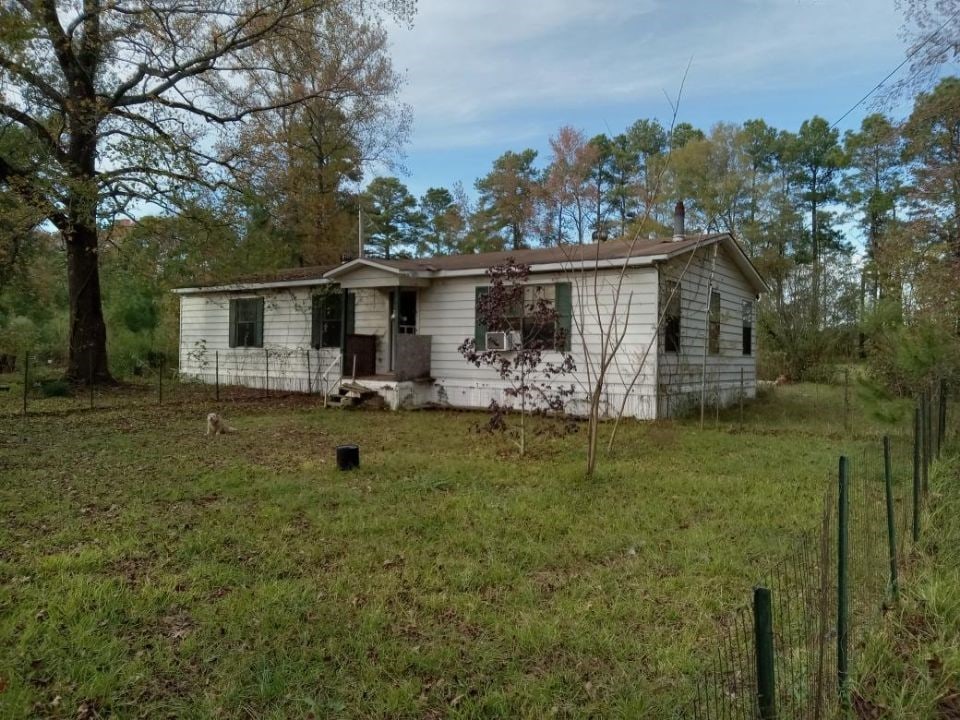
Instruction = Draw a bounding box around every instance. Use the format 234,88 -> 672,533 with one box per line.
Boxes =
173,277 -> 332,295
433,254 -> 672,278
324,257 -> 405,278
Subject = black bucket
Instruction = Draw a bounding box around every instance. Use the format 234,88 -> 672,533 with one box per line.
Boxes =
336,444 -> 360,471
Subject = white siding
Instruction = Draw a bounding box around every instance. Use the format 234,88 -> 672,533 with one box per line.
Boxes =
178,288 -> 340,394
419,267 -> 661,419
177,248 -> 761,420
656,245 -> 758,417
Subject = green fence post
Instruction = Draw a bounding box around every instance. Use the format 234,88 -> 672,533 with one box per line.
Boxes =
215,350 -> 220,402
883,435 -> 899,601
22,352 -> 29,417
838,455 -> 850,704
739,367 -> 744,432
939,380 -> 947,454
922,393 -> 930,495
844,367 -> 850,432
914,406 -> 922,543
306,349 -> 312,395
754,586 -> 777,720
933,384 -> 940,459
265,348 -> 269,398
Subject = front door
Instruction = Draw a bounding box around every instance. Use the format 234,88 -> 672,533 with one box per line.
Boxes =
398,290 -> 417,335
389,289 -> 418,372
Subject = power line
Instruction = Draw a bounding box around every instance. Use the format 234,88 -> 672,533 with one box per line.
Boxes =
831,5 -> 960,129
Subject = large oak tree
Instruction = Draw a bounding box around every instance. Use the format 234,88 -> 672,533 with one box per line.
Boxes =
0,0 -> 411,382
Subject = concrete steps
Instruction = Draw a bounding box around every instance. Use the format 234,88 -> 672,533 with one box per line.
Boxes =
326,383 -> 384,409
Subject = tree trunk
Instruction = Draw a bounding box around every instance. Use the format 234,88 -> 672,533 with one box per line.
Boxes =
65,219 -> 112,384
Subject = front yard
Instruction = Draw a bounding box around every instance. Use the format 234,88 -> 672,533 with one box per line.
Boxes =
0,383 -> 897,718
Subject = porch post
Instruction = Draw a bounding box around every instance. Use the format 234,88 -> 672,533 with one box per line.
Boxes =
391,287 -> 401,372
340,287 -> 348,349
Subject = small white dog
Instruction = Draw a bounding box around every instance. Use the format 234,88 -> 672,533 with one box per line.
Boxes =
206,412 -> 236,436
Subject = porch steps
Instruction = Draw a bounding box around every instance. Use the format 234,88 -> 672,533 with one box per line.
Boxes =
326,382 -> 384,409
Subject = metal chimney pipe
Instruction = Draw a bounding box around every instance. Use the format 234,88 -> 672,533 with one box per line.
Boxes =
673,201 -> 685,241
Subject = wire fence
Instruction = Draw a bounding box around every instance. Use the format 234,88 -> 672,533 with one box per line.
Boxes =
686,380 -> 951,719
1,348 -> 343,418
2,350 -> 953,715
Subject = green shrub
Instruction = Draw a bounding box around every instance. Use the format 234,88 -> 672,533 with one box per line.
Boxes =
38,379 -> 71,397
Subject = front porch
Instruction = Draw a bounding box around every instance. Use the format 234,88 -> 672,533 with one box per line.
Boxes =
324,260 -> 439,408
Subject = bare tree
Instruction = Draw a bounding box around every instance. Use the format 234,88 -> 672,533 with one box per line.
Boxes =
567,65 -> 689,477
540,126 -> 598,245
0,0 -> 413,382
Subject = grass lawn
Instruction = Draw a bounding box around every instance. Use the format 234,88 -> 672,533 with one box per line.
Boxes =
0,380 -> 908,718
852,450 -> 960,719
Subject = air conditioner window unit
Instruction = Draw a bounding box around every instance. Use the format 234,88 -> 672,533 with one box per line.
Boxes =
485,330 -> 509,351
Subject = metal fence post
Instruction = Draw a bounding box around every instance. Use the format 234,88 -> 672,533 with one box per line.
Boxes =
265,348 -> 269,397
921,393 -> 929,495
883,436 -> 899,601
306,349 -> 312,395
939,380 -> 947,456
22,352 -> 29,417
838,455 -> 850,704
913,406 -> 922,543
88,346 -> 94,410
844,367 -> 850,432
754,586 -> 777,719
215,350 -> 220,402
739,367 -> 745,432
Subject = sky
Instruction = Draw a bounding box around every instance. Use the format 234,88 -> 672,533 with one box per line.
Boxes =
382,0 -> 917,199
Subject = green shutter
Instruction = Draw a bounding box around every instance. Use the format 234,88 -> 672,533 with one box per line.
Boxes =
228,299 -> 237,348
555,282 -> 572,351
345,290 -> 355,335
475,286 -> 489,350
311,295 -> 322,349
254,297 -> 264,347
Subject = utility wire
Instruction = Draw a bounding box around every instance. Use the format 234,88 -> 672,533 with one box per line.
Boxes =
831,5 -> 960,128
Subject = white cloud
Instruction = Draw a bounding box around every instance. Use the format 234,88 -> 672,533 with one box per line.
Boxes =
386,0 -> 907,151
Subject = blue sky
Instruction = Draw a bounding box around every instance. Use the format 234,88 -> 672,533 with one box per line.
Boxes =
383,0 -> 917,199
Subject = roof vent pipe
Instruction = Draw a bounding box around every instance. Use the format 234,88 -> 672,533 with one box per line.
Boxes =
673,201 -> 685,241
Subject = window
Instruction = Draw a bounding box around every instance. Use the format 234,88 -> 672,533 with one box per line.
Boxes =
514,285 -> 557,349
397,290 -> 417,335
474,282 -> 572,351
742,300 -> 753,356
708,290 -> 721,355
662,280 -> 681,353
312,292 -> 343,349
229,297 -> 263,348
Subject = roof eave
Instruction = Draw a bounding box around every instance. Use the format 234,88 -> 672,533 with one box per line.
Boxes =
323,257 -> 413,279
173,277 -> 332,295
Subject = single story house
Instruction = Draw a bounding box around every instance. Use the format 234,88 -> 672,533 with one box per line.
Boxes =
174,212 -> 767,419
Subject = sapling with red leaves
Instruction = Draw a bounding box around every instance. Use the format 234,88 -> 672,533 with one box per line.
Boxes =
458,260 -> 576,455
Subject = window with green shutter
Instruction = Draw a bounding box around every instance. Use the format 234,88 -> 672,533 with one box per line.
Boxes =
474,282 -> 572,351
661,280 -> 681,353
709,290 -> 721,355
312,292 -> 343,348
229,297 -> 264,348
555,281 -> 572,351
742,300 -> 753,356
474,286 -> 489,349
